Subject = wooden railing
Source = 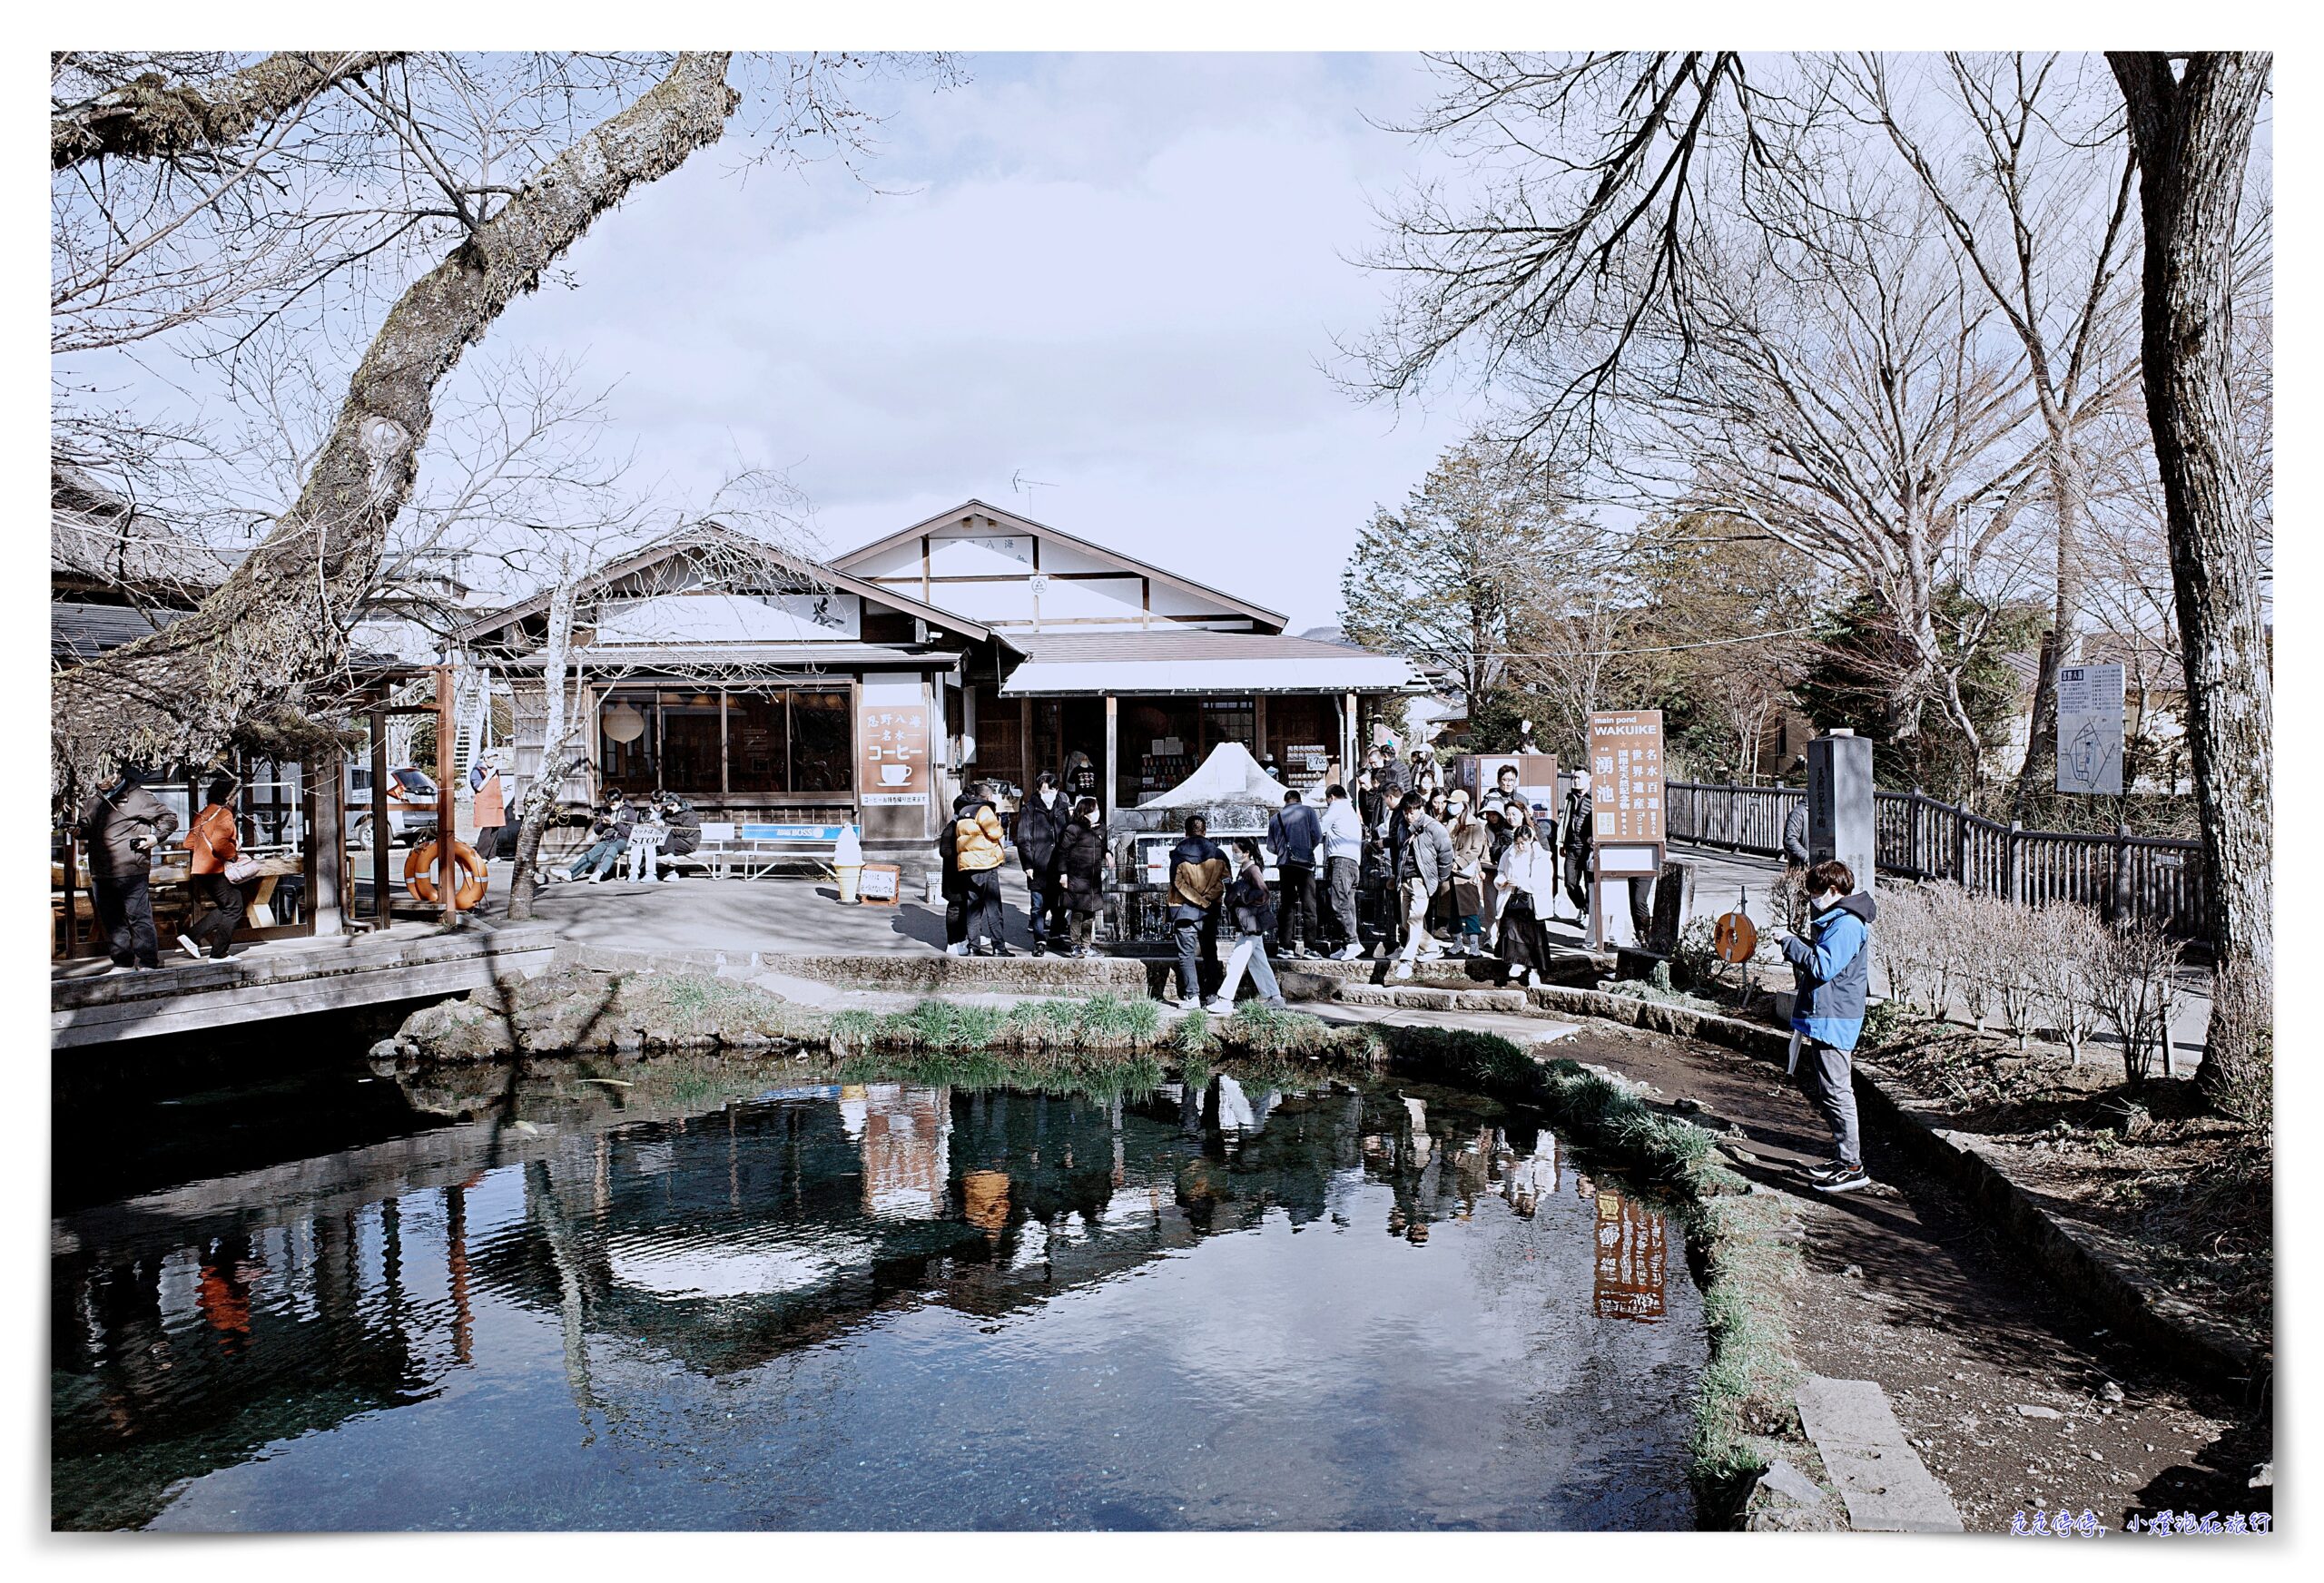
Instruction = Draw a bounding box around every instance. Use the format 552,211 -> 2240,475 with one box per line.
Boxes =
1663,781 -> 2211,945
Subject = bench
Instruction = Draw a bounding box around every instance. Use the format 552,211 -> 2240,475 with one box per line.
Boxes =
678,821 -> 847,880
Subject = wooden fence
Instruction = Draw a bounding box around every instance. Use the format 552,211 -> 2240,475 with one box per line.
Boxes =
1663,781 -> 2211,945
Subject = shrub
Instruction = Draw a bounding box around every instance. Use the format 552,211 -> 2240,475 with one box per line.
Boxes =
2091,919 -> 2184,1086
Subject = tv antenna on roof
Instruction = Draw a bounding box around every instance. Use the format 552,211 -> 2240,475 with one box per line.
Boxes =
1010,469 -> 1055,505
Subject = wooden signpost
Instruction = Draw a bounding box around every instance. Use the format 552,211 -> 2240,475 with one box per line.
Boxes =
1587,708 -> 1666,950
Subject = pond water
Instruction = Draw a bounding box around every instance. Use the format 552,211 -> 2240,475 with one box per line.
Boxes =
52,1060 -> 1703,1531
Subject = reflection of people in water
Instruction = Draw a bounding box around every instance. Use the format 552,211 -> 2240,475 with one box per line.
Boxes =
198,1233 -> 261,1355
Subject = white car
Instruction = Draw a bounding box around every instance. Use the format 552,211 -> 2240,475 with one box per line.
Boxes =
347,764 -> 440,850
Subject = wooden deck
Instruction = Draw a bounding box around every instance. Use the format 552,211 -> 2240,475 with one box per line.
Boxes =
50,922 -> 563,1048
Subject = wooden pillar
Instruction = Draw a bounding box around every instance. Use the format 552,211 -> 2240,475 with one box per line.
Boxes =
435,665 -> 456,927
1019,693 -> 1033,792
1343,692 -> 1358,786
1104,693 -> 1118,817
369,699 -> 391,927
1253,694 -> 1268,759
307,748 -> 340,936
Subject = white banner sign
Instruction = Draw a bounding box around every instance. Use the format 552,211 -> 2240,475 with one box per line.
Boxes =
2055,663 -> 2125,796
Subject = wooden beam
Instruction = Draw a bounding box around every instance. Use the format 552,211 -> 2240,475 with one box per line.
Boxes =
369,700 -> 390,927
435,664 -> 455,925
1254,694 -> 1268,760
1019,693 -> 1033,794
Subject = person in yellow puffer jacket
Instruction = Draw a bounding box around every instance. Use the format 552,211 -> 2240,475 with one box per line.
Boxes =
952,787 -> 1009,954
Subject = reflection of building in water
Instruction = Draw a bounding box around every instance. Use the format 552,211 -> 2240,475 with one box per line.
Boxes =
1592,1191 -> 1669,1322
844,1084 -> 951,1218
54,1071 -> 1545,1527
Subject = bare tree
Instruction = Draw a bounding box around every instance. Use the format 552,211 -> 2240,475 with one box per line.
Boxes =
52,50 -> 957,805
1837,53 -> 2146,810
51,51 -> 401,170
2106,52 -> 2272,1118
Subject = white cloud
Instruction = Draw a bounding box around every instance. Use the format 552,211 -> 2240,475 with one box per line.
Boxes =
482,52 -> 1478,627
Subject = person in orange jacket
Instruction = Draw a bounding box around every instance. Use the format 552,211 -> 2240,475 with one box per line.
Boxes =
180,773 -> 250,960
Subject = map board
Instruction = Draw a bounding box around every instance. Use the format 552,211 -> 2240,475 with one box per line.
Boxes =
2055,664 -> 2125,796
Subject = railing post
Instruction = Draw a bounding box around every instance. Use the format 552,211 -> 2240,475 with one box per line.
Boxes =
2005,821 -> 2022,906
1955,802 -> 1967,883
2109,822 -> 2133,929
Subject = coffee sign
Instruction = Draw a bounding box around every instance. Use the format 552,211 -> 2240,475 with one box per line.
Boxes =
1588,710 -> 1666,843
859,703 -> 930,806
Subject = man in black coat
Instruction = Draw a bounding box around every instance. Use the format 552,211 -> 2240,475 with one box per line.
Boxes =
1014,770 -> 1071,953
79,765 -> 179,971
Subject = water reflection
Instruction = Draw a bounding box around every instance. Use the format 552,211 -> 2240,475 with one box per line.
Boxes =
53,1064 -> 1699,1531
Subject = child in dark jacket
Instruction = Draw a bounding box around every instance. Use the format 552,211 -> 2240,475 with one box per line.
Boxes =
1057,798 -> 1108,957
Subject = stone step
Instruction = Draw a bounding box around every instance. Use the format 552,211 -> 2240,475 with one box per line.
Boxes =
1327,982 -> 1533,1013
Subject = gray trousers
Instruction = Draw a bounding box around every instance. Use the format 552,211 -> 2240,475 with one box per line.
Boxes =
1796,1037 -> 1861,1169
1324,856 -> 1360,947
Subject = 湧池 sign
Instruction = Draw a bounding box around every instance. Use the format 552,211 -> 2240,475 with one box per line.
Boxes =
859,703 -> 931,807
1589,709 -> 1665,843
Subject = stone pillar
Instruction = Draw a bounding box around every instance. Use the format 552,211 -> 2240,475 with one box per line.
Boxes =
1807,730 -> 1876,891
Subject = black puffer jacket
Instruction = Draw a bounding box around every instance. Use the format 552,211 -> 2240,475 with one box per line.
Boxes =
1015,789 -> 1070,873
1057,814 -> 1107,913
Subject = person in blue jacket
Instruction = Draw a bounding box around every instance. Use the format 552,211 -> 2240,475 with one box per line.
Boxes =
1780,858 -> 1879,1194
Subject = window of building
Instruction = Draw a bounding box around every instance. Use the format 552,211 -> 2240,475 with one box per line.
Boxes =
789,691 -> 852,793
726,691 -> 787,793
596,686 -> 855,797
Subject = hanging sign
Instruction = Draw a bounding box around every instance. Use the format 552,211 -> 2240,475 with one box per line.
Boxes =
2055,664 -> 2125,796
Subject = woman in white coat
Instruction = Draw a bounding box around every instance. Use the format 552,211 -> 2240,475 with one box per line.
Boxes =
1492,818 -> 1559,987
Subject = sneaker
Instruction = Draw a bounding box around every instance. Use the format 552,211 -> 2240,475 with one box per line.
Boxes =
1804,1159 -> 1851,1184
1032,940 -> 1048,957
1814,1166 -> 1874,1195
177,934 -> 203,960
1173,998 -> 1203,1013
1204,998 -> 1236,1015
661,872 -> 681,883
946,942 -> 970,957
1261,998 -> 1288,1009
1390,961 -> 1413,982
1332,944 -> 1364,961
587,874 -> 605,885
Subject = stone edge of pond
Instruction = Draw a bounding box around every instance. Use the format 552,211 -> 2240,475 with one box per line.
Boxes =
1523,983 -> 2269,1405
1367,1022 -> 1833,1532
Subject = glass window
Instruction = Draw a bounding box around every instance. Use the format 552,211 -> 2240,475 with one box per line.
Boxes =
790,691 -> 852,793
659,691 -> 723,792
600,691 -> 658,790
727,692 -> 787,793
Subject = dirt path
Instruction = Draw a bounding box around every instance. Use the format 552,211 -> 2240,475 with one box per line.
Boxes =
1556,1019 -> 2271,1534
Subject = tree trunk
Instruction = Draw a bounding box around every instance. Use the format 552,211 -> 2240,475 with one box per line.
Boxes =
504,581 -> 578,922
52,51 -> 402,170
52,53 -> 738,802
2108,52 -> 2273,1121
2014,445 -> 2089,816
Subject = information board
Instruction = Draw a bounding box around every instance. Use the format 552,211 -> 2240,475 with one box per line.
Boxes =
1588,710 -> 1666,843
2055,663 -> 2125,796
857,862 -> 901,905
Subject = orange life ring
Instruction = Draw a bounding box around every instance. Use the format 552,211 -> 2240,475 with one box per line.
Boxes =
405,839 -> 489,909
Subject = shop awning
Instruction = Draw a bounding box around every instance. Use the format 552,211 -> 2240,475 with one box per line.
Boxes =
998,632 -> 1418,697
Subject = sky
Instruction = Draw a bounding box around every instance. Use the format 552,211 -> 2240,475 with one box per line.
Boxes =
466,53 -> 1482,632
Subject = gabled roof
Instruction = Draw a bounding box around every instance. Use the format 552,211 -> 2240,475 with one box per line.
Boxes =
456,521 -> 1006,649
831,498 -> 1289,632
